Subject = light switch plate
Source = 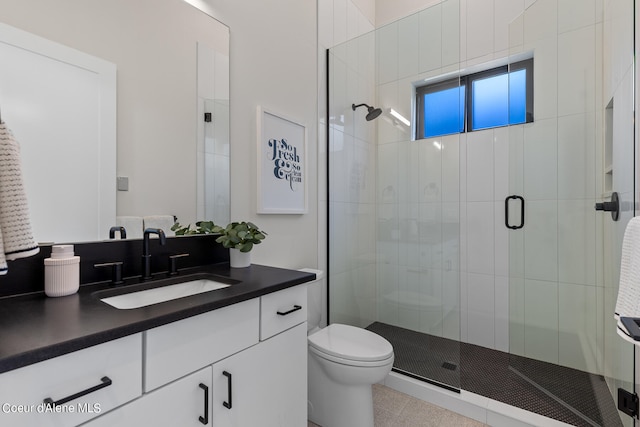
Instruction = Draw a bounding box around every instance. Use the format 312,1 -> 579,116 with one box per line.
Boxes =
117,176 -> 129,191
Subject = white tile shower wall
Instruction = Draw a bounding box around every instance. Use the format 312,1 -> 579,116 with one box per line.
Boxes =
467,272 -> 496,348
523,278 -> 559,364
369,0 -> 605,376
558,0 -> 597,34
525,24 -> 558,122
557,112 -> 597,200
558,282 -> 598,373
441,0 -> 460,68
466,202 -> 495,276
466,131 -> 494,202
523,119 -> 558,201
558,26 -> 596,116
398,13 -> 420,79
465,0 -> 494,60
419,4 -> 443,73
494,0 -> 525,53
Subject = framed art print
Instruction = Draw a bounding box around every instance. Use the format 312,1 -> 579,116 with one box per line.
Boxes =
257,106 -> 307,214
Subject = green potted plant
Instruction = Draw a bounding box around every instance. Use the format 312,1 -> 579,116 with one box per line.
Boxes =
171,220 -> 267,268
171,220 -> 217,235
215,221 -> 267,268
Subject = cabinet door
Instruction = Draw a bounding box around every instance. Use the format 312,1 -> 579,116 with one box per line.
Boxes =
145,298 -> 259,392
0,334 -> 141,427
84,367 -> 212,427
212,322 -> 307,427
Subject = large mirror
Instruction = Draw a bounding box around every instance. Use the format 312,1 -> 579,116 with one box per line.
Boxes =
0,0 -> 230,243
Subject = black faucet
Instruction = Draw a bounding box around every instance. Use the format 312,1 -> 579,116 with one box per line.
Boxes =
109,226 -> 127,239
142,228 -> 166,280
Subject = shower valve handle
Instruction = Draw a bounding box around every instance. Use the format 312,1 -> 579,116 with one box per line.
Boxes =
595,202 -> 616,211
595,192 -> 619,221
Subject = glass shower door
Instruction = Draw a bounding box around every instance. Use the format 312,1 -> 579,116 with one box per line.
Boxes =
507,1 -> 632,425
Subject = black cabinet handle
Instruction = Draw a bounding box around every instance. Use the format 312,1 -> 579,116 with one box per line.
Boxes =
505,195 -> 525,230
198,383 -> 209,425
222,371 -> 232,409
43,376 -> 112,406
277,305 -> 302,316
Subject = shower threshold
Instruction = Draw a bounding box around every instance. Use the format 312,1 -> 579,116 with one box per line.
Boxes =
366,322 -> 622,427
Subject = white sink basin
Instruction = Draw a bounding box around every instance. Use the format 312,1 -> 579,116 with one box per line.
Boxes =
100,279 -> 230,309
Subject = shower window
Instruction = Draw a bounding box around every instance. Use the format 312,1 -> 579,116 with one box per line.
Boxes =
415,58 -> 533,140
415,79 -> 466,138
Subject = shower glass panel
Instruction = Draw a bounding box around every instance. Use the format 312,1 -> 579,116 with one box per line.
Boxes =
328,0 -> 462,391
329,1 -> 631,424
507,1 -> 631,425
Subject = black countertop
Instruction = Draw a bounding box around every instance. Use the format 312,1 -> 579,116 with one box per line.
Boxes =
0,264 -> 315,374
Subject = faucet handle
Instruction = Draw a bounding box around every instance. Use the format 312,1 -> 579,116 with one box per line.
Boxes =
168,253 -> 190,276
94,261 -> 124,285
109,226 -> 127,239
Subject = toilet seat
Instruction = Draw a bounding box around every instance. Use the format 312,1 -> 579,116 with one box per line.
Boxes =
308,324 -> 394,367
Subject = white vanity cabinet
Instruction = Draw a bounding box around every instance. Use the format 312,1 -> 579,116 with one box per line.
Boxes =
144,299 -> 260,392
80,366 -> 212,427
211,323 -> 307,427
0,333 -> 142,427
84,284 -> 308,427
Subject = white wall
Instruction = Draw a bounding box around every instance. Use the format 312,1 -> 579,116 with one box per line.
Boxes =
197,0 -> 319,270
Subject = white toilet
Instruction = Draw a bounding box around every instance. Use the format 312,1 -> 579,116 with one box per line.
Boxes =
302,269 -> 394,427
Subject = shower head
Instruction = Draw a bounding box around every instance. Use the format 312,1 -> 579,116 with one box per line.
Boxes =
352,103 -> 383,121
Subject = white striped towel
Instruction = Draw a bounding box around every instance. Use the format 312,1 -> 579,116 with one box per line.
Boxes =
0,122 -> 40,275
615,216 -> 640,319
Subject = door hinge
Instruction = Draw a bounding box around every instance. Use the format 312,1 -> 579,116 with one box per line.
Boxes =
618,388 -> 638,418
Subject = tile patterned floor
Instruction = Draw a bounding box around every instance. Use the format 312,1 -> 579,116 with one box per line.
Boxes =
308,383 -> 487,427
366,322 -> 621,426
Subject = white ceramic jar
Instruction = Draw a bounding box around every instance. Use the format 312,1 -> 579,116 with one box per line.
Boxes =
44,244 -> 80,297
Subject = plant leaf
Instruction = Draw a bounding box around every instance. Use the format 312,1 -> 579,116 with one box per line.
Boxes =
240,242 -> 253,252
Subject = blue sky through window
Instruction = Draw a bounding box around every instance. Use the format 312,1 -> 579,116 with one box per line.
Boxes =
472,69 -> 527,130
423,86 -> 465,138
508,69 -> 526,124
472,74 -> 508,130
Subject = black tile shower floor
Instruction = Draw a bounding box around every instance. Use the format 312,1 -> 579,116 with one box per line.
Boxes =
366,322 -> 622,427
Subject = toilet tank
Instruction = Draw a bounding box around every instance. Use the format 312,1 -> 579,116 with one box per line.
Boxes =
298,268 -> 324,333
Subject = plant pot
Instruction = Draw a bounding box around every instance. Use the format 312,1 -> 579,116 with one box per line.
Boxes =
229,248 -> 251,268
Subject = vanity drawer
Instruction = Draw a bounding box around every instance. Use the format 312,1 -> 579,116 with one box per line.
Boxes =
0,333 -> 142,427
260,285 -> 307,340
144,298 -> 259,392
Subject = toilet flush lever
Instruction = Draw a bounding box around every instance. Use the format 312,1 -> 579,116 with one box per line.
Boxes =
277,305 -> 302,316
